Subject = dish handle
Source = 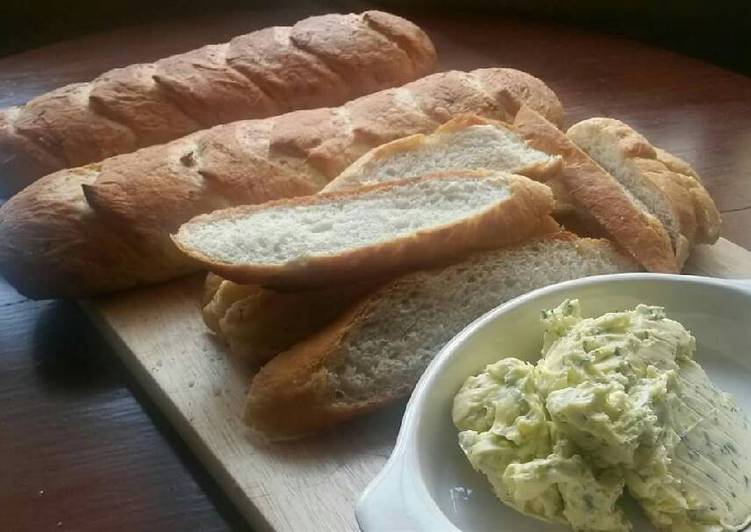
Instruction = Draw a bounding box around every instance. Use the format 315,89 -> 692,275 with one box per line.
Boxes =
356,449 -> 457,532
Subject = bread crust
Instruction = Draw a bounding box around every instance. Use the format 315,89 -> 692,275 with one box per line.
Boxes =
0,68 -> 564,299
173,172 -> 555,289
202,276 -> 261,334
513,106 -> 679,273
0,166 -> 197,299
0,11 -> 437,195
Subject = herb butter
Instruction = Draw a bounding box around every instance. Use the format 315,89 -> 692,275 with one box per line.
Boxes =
452,300 -> 751,531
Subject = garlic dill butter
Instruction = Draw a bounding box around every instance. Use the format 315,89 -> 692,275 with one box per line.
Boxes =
453,300 -> 751,531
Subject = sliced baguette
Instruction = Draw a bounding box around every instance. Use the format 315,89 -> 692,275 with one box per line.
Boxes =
566,117 -> 720,260
245,232 -> 640,440
512,106 -> 679,273
173,171 -> 555,289
325,113 -> 561,188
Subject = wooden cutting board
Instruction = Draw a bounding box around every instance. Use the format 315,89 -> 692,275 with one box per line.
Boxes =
81,238 -> 751,532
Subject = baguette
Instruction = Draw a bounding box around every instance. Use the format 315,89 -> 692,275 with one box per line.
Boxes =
512,106 -> 680,273
0,11 -> 437,196
0,68 -> 564,299
173,172 -> 556,288
245,232 -> 640,440
566,117 -> 720,263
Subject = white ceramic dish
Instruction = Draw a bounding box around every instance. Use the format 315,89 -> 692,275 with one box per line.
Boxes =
356,273 -> 751,532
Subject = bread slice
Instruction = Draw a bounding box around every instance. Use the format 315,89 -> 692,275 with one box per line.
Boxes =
654,148 -> 721,244
245,232 -> 640,440
205,280 -> 376,365
567,117 -> 720,260
202,275 -> 261,334
173,171 -> 555,289
202,272 -> 374,364
204,215 -> 560,364
324,113 -> 562,191
512,106 -> 679,273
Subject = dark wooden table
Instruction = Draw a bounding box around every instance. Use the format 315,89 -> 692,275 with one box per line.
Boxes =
1,7 -> 750,532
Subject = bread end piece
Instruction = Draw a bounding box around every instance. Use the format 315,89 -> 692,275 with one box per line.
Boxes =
0,165 -> 197,299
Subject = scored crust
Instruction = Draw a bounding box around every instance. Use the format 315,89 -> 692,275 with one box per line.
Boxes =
0,11 -> 438,195
0,68 -> 565,299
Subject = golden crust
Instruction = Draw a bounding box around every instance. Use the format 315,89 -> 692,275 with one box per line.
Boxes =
214,281 -> 376,366
654,148 -> 720,243
0,166 -> 196,299
201,276 -> 260,334
471,68 -> 565,128
513,107 -> 679,273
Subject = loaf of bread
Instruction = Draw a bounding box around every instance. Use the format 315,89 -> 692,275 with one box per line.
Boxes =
173,172 -> 556,288
0,68 -> 564,299
245,232 -> 640,440
0,11 -> 437,196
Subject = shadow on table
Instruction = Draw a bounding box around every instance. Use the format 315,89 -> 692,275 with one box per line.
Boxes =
31,300 -> 120,393
28,299 -> 251,531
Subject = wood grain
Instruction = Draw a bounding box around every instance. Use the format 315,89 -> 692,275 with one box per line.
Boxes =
2,7 -> 751,531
